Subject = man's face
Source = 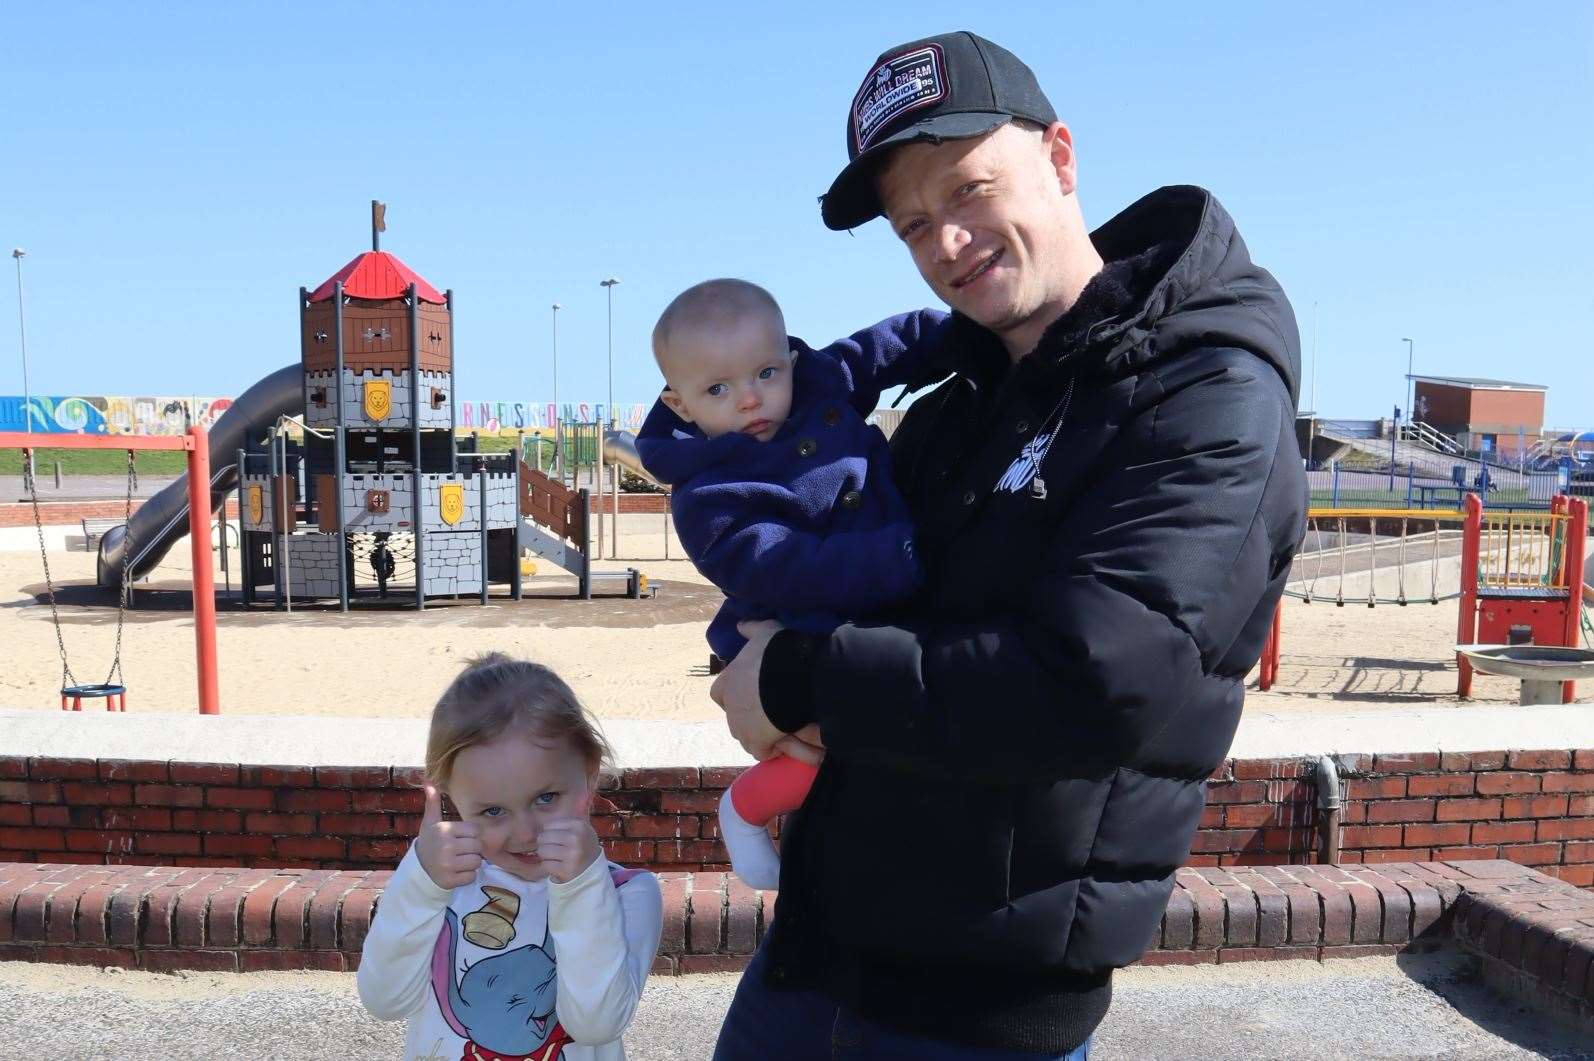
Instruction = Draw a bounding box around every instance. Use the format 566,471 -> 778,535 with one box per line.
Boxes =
659,315 -> 795,442
877,122 -> 1078,343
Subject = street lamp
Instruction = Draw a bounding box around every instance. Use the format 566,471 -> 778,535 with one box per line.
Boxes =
551,302 -> 563,477
1403,338 -> 1414,429
600,277 -> 620,429
12,249 -> 29,436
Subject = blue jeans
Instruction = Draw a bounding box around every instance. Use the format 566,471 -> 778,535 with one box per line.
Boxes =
714,944 -> 1092,1060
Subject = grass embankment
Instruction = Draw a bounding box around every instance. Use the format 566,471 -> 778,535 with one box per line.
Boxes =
0,448 -> 189,477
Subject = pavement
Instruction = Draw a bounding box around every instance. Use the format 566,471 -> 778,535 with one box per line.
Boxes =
1,951 -> 1589,1059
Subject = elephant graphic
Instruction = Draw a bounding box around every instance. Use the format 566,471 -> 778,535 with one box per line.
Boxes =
430,907 -> 572,1061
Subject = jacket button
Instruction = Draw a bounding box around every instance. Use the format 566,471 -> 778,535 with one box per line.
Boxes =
962,490 -> 977,506
797,438 -> 817,457
824,407 -> 841,426
840,489 -> 862,509
1015,419 -> 1031,434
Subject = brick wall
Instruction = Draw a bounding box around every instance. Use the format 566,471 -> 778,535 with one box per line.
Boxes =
2,752 -> 1591,886
0,500 -> 240,530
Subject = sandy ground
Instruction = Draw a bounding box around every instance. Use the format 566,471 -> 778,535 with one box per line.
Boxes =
1,952 -> 1588,1060
0,519 -> 1581,720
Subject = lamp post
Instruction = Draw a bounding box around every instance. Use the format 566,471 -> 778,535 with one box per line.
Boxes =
12,249 -> 29,437
1403,337 -> 1414,429
600,278 -> 620,429
551,302 -> 562,478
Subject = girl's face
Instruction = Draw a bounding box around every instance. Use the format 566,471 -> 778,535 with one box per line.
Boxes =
445,730 -> 597,882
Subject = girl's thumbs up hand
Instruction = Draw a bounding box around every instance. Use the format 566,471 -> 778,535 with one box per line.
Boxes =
415,785 -> 481,891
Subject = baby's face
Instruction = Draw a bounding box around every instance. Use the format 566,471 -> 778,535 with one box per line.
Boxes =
659,314 -> 794,442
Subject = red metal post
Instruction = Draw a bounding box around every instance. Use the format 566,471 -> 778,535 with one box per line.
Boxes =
1563,497 -> 1588,704
185,425 -> 221,714
1457,492 -> 1483,697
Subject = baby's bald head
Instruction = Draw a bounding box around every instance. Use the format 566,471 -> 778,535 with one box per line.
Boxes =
651,279 -> 796,442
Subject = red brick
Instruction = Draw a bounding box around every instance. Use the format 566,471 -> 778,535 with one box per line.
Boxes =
1432,846 -> 1498,861
320,814 -> 397,836
315,766 -> 391,789
0,781 -> 61,803
140,950 -> 239,974
1188,830 -> 1253,853
204,834 -> 275,857
1575,750 -> 1594,770
592,815 -> 624,838
171,810 -> 243,831
1371,753 -> 1440,773
1435,798 -> 1503,822
392,767 -> 426,789
27,757 -> 99,781
340,887 -> 383,953
1500,794 -> 1569,819
1476,772 -> 1541,795
72,881 -> 129,945
275,837 -> 347,860
169,762 -> 241,785
1472,821 -> 1537,844
1464,752 -> 1508,771
1406,775 -> 1476,797
1498,843 -> 1562,866
1341,825 -> 1405,849
1225,804 -> 1289,828
1365,800 -> 1436,824
0,827 -> 65,851
1566,842 -> 1594,864
1321,944 -> 1401,960
1572,795 -> 1594,816
1505,750 -> 1572,770
243,765 -> 316,786
239,874 -> 305,945
61,782 -> 133,806
174,874 -> 238,946
1404,823 -> 1471,847
1537,818 -> 1594,841
309,877 -> 364,949
0,758 -> 26,780
1439,752 -> 1472,771
348,838 -> 409,863
1541,771 -> 1594,793
66,830 -> 135,855
1547,864 -> 1594,886
1361,847 -> 1431,863
688,874 -> 727,953
660,791 -> 723,814
243,813 -> 317,835
35,945 -> 139,968
133,784 -> 204,808
351,789 -> 424,813
272,874 -> 336,949
0,805 -> 30,826
205,788 -> 276,811
602,840 -> 654,862
653,840 -> 722,864
136,833 -> 202,856
700,767 -> 745,788
238,950 -> 348,972
624,815 -> 700,839
1232,759 -> 1305,781
98,760 -> 169,783
28,806 -> 74,828
100,808 -> 173,831
1137,949 -> 1220,966
1347,777 -> 1407,800
280,790 -> 350,813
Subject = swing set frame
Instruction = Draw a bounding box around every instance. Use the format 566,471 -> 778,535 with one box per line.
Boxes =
0,426 -> 220,714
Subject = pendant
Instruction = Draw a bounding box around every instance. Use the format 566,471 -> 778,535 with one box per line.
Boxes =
1030,477 -> 1047,500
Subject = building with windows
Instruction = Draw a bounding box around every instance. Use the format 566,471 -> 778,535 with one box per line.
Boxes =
1408,375 -> 1547,457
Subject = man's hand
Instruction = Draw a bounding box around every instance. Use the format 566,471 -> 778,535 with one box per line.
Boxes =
536,818 -> 602,884
776,724 -> 826,766
711,620 -> 790,761
415,785 -> 482,890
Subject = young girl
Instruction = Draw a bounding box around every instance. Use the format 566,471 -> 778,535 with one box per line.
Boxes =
358,654 -> 663,1061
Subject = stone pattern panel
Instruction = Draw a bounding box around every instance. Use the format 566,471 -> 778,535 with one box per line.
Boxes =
302,369 -> 451,430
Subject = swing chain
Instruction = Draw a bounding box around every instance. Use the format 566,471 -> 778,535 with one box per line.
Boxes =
103,447 -> 137,687
23,448 -> 79,690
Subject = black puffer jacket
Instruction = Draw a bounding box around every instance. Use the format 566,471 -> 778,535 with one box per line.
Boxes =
758,186 -> 1309,1053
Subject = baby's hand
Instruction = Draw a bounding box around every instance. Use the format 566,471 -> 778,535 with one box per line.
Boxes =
537,818 -> 601,884
415,785 -> 482,890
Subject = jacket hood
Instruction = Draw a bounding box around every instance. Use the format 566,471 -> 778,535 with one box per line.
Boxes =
1079,185 -> 1300,403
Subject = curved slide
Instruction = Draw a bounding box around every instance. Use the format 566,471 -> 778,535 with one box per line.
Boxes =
97,365 -> 302,588
601,428 -> 662,486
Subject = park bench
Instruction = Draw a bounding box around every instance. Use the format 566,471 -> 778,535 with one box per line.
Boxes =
80,517 -> 124,551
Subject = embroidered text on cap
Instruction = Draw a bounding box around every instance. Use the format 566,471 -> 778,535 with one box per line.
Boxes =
851,44 -> 947,153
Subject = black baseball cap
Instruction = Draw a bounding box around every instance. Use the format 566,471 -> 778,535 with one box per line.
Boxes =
820,31 -> 1057,231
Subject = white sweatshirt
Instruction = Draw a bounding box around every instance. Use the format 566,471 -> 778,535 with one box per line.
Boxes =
358,846 -> 663,1061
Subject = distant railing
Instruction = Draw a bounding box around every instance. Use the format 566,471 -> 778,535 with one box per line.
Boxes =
1398,420 -> 1464,456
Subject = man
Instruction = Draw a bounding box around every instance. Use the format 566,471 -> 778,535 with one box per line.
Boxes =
711,31 -> 1307,1059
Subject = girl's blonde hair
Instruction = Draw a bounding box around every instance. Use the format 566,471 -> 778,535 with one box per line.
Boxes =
426,653 -> 614,788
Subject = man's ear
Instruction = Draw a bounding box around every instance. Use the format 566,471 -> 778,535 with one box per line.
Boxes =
1043,121 -> 1079,197
660,388 -> 694,423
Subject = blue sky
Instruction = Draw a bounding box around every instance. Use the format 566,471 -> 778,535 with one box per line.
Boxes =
2,2 -> 1591,426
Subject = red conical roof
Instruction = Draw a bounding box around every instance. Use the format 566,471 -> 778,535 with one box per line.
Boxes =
308,251 -> 445,304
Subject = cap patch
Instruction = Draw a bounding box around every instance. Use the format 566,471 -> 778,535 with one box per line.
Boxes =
852,44 -> 946,153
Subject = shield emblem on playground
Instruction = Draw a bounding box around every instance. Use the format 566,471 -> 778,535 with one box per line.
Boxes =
438,483 -> 465,526
363,380 -> 392,422
246,483 -> 263,526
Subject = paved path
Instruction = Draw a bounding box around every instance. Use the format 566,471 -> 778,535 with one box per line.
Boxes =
1,952 -> 1588,1059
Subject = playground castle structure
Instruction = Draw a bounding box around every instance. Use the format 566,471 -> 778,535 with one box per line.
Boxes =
233,217 -> 645,608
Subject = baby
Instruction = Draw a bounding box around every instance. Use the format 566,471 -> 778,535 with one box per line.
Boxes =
637,278 -> 948,888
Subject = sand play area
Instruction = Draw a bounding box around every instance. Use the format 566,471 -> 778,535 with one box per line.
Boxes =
2,512 -> 1575,721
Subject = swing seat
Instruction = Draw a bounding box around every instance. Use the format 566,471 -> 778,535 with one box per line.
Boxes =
61,683 -> 126,712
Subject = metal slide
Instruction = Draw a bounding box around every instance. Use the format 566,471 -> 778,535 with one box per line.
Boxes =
601,428 -> 661,486
96,365 -> 302,587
